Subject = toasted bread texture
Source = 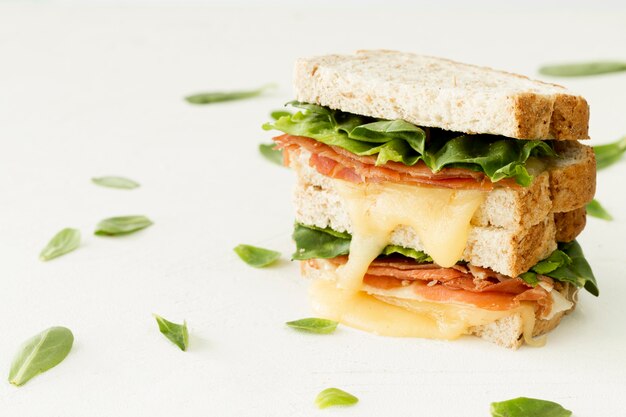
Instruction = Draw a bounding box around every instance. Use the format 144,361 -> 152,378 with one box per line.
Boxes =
287,141 -> 594,277
301,260 -> 577,349
294,50 -> 589,140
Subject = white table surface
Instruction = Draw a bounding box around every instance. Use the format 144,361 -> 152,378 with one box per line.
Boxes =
0,3 -> 625,416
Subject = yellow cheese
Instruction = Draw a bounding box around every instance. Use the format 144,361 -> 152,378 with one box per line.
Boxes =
333,180 -> 485,291
309,280 -> 536,344
310,279 -> 537,340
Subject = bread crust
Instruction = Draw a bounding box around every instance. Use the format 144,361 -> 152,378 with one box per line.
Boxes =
294,50 -> 589,140
550,141 -> 597,212
555,207 -> 587,242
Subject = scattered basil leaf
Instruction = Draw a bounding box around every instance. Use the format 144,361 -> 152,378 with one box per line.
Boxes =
586,199 -> 613,221
153,314 -> 188,351
539,61 -> 626,77
259,143 -> 284,166
91,176 -> 140,189
39,228 -> 81,261
185,84 -> 276,104
491,397 -> 572,417
233,244 -> 280,268
8,327 -> 74,386
270,110 -> 292,120
264,102 -> 555,186
286,318 -> 338,334
94,215 -> 153,236
315,387 -> 359,409
594,135 -> 626,170
292,223 -> 431,262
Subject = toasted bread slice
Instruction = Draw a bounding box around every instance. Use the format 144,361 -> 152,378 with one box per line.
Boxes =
294,50 -> 589,140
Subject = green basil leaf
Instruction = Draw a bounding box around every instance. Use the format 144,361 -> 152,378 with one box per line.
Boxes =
586,199 -> 613,220
153,314 -> 188,351
91,176 -> 140,189
519,271 -> 539,286
8,327 -> 74,386
380,245 -> 433,262
520,241 -> 598,296
94,215 -> 153,236
539,61 -> 626,77
185,84 -> 275,104
491,397 -> 572,417
39,228 -> 81,261
265,103 -> 555,185
259,143 -> 283,166
594,135 -> 626,170
546,241 -> 599,296
286,318 -> 338,334
292,223 -> 351,260
270,110 -> 292,120
292,223 -> 432,262
233,244 -> 280,268
315,387 -> 359,409
531,250 -> 572,275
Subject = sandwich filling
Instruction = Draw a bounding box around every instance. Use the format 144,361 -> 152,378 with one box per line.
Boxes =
264,102 -> 556,189
265,102 -> 597,343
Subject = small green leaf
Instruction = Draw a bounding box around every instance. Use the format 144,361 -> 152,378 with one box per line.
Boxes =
286,318 -> 338,334
491,397 -> 572,417
594,135 -> 626,170
519,271 -> 539,286
94,215 -> 153,236
259,143 -> 284,166
8,327 -> 74,386
153,314 -> 188,351
91,176 -> 140,189
185,84 -> 276,105
548,241 -> 599,297
270,110 -> 291,120
586,199 -> 613,221
39,228 -> 81,261
233,244 -> 280,268
539,61 -> 626,77
315,388 -> 359,409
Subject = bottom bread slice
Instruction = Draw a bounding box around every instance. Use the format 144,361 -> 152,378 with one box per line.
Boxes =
301,260 -> 577,349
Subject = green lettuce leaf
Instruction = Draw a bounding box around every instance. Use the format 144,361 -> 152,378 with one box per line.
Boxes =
547,241 -> 599,296
292,223 -> 430,262
380,245 -> 432,263
264,102 -> 556,186
520,241 -> 598,296
292,223 -> 351,260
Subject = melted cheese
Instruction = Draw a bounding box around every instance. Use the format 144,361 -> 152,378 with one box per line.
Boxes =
334,180 -> 485,291
306,179 -> 542,344
310,279 -> 538,341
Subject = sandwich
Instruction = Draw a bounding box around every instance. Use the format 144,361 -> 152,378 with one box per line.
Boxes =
264,50 -> 598,348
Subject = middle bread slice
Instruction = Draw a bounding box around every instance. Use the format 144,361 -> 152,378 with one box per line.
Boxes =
288,142 -> 594,277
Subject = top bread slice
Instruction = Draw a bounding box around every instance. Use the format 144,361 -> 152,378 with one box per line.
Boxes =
294,50 -> 589,140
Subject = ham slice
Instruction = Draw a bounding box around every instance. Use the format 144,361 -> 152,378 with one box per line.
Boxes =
274,134 -> 519,190
311,257 -> 553,316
